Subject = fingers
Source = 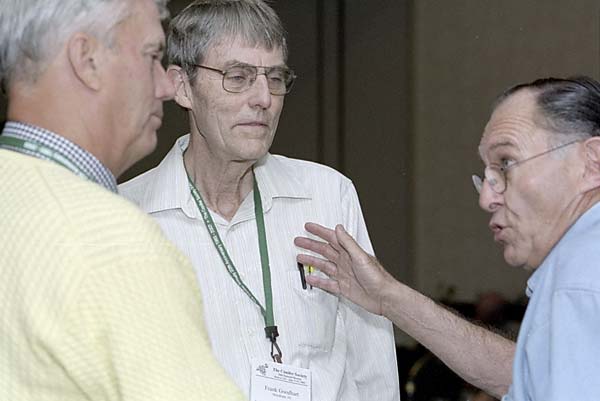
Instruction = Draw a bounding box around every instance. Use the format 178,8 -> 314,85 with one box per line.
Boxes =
304,222 -> 338,244
296,254 -> 338,277
294,236 -> 340,262
334,224 -> 370,263
305,274 -> 340,296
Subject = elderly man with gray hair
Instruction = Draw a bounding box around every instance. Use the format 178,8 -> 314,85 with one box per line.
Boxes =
120,1 -> 400,400
0,0 -> 244,400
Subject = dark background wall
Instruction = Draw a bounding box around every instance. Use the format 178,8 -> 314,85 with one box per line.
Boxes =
2,0 -> 599,303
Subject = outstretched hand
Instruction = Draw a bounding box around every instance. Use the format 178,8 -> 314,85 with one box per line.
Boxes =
294,223 -> 395,316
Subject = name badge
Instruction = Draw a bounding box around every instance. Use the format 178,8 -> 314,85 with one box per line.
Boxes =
250,359 -> 311,401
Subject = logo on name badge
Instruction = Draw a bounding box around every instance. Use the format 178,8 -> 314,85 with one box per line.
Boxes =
256,363 -> 268,376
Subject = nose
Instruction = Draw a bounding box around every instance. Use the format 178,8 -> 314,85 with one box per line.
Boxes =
155,63 -> 176,101
248,73 -> 272,109
478,179 -> 504,212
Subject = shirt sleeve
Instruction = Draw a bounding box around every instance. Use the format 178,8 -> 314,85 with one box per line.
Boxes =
543,288 -> 600,400
340,181 -> 401,401
59,241 -> 246,401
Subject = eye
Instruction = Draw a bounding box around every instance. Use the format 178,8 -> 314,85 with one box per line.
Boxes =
268,68 -> 290,83
267,71 -> 285,83
225,67 -> 250,83
148,52 -> 163,65
499,158 -> 517,170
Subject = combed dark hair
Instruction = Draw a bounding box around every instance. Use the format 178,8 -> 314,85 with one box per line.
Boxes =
495,76 -> 600,141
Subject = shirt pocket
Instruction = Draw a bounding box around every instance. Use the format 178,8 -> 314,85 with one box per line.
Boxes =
282,270 -> 339,353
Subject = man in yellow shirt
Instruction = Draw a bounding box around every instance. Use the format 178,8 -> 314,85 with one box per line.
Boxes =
0,0 -> 244,400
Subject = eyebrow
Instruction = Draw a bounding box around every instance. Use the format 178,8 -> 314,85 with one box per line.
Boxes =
221,60 -> 288,69
488,141 -> 516,152
143,41 -> 165,53
478,140 -> 516,160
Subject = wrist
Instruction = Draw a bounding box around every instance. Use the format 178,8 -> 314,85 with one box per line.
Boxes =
378,275 -> 396,318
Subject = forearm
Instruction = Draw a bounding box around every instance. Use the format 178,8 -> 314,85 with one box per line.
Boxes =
382,280 -> 514,398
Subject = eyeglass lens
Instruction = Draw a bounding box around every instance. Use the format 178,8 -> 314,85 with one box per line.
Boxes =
472,167 -> 505,195
223,65 -> 294,95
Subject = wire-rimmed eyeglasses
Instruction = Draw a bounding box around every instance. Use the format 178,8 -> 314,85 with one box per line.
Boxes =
193,63 -> 296,95
472,139 -> 581,194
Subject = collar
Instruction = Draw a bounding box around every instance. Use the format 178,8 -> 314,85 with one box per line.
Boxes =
526,201 -> 600,297
139,134 -> 312,219
0,121 -> 117,192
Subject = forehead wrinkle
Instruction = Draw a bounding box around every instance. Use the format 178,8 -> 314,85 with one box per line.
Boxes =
480,109 -> 540,154
478,140 -> 517,160
205,37 -> 284,66
224,59 -> 287,68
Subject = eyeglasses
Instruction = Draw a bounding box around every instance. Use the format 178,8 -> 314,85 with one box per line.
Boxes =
193,63 -> 296,95
472,139 -> 581,194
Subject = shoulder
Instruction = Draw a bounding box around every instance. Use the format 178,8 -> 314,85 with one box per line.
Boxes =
267,154 -> 354,189
551,209 -> 600,291
1,152 -> 186,302
119,164 -> 162,204
119,136 -> 187,211
3,151 -> 167,247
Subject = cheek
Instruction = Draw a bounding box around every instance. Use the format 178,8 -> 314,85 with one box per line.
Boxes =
273,98 -> 284,118
505,173 -> 567,237
504,180 -> 545,230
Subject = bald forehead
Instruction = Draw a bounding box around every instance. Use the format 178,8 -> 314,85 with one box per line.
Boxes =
478,89 -> 547,158
492,89 -> 540,121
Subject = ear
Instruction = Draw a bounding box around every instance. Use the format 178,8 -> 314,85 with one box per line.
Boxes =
167,65 -> 193,109
581,137 -> 600,190
67,32 -> 103,91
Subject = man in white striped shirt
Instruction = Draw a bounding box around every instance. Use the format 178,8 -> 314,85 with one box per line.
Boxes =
120,1 -> 400,400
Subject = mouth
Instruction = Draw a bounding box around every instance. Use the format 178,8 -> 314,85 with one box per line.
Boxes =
150,112 -> 163,129
236,120 -> 269,128
489,221 -> 506,243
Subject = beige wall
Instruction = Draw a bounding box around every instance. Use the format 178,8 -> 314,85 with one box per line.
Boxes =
413,0 -> 600,300
2,0 -> 599,303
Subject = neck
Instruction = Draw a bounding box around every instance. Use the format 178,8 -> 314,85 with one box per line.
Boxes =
7,75 -> 117,176
530,190 -> 600,269
184,142 -> 257,221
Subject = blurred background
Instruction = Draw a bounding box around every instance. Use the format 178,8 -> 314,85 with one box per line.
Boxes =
2,1 -> 599,399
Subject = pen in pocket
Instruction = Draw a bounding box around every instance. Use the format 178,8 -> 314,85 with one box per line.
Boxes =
297,262 -> 307,289
297,262 -> 314,290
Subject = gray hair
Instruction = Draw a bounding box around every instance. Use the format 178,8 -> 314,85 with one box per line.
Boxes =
494,76 -> 600,144
0,0 -> 169,89
167,0 -> 287,82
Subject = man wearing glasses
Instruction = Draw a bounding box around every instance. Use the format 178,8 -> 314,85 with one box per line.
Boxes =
296,76 -> 600,401
120,1 -> 400,400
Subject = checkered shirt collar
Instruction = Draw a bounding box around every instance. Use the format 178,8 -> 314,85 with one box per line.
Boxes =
1,121 -> 117,193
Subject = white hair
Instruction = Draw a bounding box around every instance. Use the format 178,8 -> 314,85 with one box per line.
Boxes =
0,0 -> 169,89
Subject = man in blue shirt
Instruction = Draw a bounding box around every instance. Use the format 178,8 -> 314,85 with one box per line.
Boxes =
296,76 -> 600,401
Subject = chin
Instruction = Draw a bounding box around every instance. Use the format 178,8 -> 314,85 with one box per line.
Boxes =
143,128 -> 159,150
502,246 -> 526,268
237,145 -> 269,161
129,131 -> 158,166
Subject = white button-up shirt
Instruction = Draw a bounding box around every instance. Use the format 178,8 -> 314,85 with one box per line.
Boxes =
120,135 -> 400,401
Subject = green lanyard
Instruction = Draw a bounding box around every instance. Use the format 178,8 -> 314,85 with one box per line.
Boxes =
0,135 -> 87,179
187,170 -> 282,363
